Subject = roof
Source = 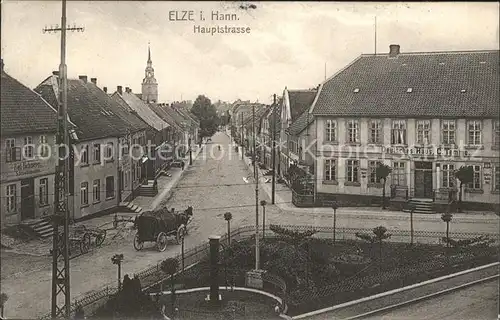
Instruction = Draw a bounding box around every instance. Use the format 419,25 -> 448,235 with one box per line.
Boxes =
244,105 -> 268,129
117,91 -> 170,131
172,106 -> 200,127
35,76 -> 133,140
110,94 -> 151,133
149,103 -> 183,132
287,89 -> 317,122
288,109 -> 314,136
156,103 -> 189,130
1,70 -> 59,135
312,49 -> 500,118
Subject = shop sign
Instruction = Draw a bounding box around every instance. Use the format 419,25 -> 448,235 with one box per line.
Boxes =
13,161 -> 43,176
382,146 -> 469,157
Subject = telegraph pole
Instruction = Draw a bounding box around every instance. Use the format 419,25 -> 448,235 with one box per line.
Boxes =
43,0 -> 84,318
241,112 -> 244,160
271,94 -> 277,204
252,105 -> 260,270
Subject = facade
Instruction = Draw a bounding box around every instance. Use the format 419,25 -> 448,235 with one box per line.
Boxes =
279,88 -> 318,178
257,104 -> 281,170
35,74 -> 139,219
1,63 -> 60,227
310,46 -> 500,210
141,45 -> 159,104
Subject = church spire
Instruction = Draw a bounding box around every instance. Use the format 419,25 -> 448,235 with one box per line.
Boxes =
148,42 -> 152,63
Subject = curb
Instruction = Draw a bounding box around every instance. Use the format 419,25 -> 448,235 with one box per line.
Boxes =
292,262 -> 499,319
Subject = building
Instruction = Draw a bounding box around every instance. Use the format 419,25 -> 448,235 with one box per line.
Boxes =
279,87 -> 318,178
258,103 -> 281,170
155,103 -> 191,154
1,61 -> 62,227
141,45 -> 159,104
111,86 -> 172,180
171,103 -> 200,144
309,45 -> 499,211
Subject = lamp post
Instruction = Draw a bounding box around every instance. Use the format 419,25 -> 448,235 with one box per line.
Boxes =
260,200 -> 267,239
188,137 -> 192,165
331,202 -> 338,246
111,254 -> 124,290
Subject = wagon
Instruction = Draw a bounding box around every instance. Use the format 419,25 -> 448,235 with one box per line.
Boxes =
70,225 -> 107,254
133,206 -> 193,252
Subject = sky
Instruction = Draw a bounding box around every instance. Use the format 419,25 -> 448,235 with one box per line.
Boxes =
1,1 -> 499,104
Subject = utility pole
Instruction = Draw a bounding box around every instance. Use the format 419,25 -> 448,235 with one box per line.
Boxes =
241,112 -> 244,160
43,1 -> 84,318
253,105 -> 260,270
271,94 -> 277,204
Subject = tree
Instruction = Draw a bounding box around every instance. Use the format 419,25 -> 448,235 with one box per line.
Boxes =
161,258 -> 179,315
376,163 -> 392,209
454,166 -> 474,212
441,211 -> 453,247
224,212 -> 233,245
191,95 -> 219,139
0,293 -> 8,318
372,226 -> 391,261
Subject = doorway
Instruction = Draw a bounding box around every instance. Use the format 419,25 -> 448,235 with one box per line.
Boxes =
414,161 -> 433,198
21,178 -> 35,220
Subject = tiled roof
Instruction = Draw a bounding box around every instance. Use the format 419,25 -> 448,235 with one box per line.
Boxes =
288,109 -> 313,136
35,76 -> 132,140
172,106 -> 200,127
288,90 -> 317,122
1,71 -> 59,135
149,104 -> 183,132
118,91 -> 170,131
157,104 -> 188,130
109,94 -> 151,133
244,106 -> 267,129
312,50 -> 500,118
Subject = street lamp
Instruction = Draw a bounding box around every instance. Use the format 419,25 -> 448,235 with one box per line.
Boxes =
260,200 -> 267,239
111,254 -> 124,290
331,201 -> 338,246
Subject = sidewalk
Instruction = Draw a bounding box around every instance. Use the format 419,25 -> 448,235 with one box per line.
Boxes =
239,152 -> 499,223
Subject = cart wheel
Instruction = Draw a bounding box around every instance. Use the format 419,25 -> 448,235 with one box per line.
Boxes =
133,233 -> 143,251
157,232 -> 168,252
80,233 -> 91,254
95,230 -> 107,247
176,225 -> 186,245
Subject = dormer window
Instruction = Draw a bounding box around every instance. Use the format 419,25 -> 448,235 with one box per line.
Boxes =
406,88 -> 413,93
353,88 -> 360,93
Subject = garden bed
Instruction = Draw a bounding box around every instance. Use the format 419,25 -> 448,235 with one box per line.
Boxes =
152,236 -> 499,316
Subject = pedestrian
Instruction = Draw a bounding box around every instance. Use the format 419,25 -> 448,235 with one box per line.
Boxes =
181,161 -> 185,170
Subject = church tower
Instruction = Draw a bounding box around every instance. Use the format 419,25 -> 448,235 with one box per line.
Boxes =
141,44 -> 158,103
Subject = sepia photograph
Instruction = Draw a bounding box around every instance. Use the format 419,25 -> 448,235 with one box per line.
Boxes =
0,1 -> 499,319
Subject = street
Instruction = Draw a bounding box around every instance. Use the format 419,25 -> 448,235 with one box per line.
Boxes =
1,132 -> 498,319
363,279 -> 499,320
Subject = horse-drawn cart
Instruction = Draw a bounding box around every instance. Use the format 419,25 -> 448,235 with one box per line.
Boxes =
133,206 -> 193,252
70,225 -> 107,254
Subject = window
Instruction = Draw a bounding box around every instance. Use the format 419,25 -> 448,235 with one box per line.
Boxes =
441,120 -> 456,145
105,142 -> 114,161
325,120 -> 336,142
391,120 -> 406,145
93,179 -> 101,203
93,144 -> 101,163
23,136 -> 34,159
493,120 -> 500,149
416,120 -> 431,145
122,140 -> 129,155
369,120 -> 382,144
80,145 -> 89,165
346,120 -> 359,143
467,120 -> 482,146
80,182 -> 89,206
468,165 -> 482,190
6,184 -> 16,213
106,176 -> 115,199
39,135 -> 49,157
346,160 -> 360,183
5,138 -> 20,162
493,166 -> 500,192
441,164 -> 456,188
324,159 -> 336,181
368,161 -> 381,183
391,162 -> 406,186
39,178 -> 49,206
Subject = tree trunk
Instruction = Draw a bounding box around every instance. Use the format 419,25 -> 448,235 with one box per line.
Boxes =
458,182 -> 463,213
227,221 -> 231,245
446,222 -> 450,248
382,179 -> 386,209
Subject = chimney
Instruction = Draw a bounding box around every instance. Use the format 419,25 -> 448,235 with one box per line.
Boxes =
103,87 -> 108,93
79,75 -> 88,83
125,87 -> 130,93
52,71 -> 59,76
117,86 -> 123,94
389,44 -> 400,58
90,77 -> 97,85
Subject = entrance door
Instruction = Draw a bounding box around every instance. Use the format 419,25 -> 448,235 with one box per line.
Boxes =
21,178 -> 35,220
414,162 -> 433,198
